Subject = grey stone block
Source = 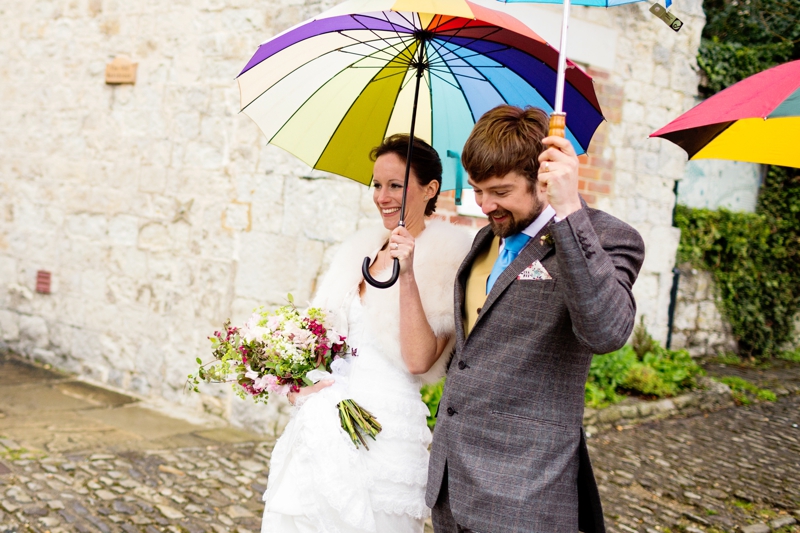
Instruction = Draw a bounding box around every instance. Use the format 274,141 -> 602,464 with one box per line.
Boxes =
769,516 -> 796,530
740,523 -> 770,533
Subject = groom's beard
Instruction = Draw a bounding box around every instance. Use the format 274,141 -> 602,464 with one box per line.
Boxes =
488,197 -> 546,238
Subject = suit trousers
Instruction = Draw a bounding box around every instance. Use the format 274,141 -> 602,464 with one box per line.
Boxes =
431,467 -> 481,533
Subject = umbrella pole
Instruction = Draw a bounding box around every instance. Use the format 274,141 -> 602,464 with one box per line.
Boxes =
549,0 -> 570,138
399,48 -> 427,224
362,42 -> 426,289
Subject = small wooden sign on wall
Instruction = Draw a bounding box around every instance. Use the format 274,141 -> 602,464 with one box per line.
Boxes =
105,55 -> 137,84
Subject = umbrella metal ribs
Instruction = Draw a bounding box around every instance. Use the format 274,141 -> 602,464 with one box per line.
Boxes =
362,33 -> 429,289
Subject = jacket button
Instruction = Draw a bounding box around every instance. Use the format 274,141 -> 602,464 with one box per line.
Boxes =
476,307 -> 481,314
446,407 -> 456,416
458,360 -> 467,370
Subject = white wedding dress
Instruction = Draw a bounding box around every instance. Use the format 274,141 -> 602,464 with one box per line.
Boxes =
261,292 -> 432,533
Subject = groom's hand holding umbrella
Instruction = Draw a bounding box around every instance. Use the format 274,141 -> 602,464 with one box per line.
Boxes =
537,135 -> 582,219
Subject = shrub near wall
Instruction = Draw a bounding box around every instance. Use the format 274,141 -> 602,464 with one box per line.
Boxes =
675,167 -> 800,358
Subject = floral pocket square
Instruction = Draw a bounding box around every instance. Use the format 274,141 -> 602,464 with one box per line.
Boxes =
517,260 -> 552,281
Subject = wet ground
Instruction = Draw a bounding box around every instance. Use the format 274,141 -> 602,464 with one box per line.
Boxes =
1,351 -> 799,533
592,359 -> 800,533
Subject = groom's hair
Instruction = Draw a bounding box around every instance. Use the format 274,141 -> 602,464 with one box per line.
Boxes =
461,105 -> 549,190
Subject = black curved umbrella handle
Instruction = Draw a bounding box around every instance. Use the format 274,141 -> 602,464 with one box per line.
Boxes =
361,47 -> 426,291
362,256 -> 400,289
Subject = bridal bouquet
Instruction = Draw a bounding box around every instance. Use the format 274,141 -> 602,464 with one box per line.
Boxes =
187,295 -> 382,449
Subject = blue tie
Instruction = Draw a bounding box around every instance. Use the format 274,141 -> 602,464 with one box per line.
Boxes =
486,233 -> 531,294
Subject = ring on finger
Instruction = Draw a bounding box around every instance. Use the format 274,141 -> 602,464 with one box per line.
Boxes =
543,161 -> 550,172
392,243 -> 399,250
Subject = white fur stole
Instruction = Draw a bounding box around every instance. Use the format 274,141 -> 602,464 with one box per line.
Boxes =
312,220 -> 472,384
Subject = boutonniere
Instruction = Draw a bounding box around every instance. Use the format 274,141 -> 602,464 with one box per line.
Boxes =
539,233 -> 554,246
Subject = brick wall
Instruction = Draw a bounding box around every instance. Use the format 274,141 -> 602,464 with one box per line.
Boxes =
578,66 -> 623,207
430,191 -> 488,231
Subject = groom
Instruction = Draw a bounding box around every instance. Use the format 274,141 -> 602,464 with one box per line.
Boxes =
427,105 -> 645,533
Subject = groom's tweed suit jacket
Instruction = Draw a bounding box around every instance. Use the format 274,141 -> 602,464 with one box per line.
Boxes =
426,204 -> 645,533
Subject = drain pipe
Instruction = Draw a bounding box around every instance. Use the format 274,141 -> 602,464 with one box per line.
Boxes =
666,178 -> 681,350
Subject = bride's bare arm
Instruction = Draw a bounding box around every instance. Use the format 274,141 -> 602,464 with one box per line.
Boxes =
390,226 -> 450,375
288,379 -> 333,405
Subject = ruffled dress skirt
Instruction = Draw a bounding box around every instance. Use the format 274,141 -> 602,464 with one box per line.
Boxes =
261,298 -> 431,533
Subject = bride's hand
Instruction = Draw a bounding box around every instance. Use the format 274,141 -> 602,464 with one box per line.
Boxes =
287,379 -> 333,406
389,226 -> 415,275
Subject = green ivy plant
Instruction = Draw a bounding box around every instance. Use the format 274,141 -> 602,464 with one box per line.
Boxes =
698,0 -> 800,96
676,168 -> 800,358
698,38 -> 793,96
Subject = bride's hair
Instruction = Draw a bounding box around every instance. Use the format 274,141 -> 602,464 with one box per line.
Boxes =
370,134 -> 442,216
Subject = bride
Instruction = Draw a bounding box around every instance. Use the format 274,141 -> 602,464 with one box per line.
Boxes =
261,134 -> 472,533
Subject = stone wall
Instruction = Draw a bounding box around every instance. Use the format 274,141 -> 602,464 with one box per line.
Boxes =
0,0 -> 354,435
670,264 -> 738,357
670,263 -> 800,357
588,0 -> 707,343
0,0 -> 705,433
679,159 -> 763,213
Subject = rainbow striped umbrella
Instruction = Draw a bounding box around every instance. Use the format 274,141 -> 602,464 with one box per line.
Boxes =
237,0 -> 604,192
238,0 -> 603,287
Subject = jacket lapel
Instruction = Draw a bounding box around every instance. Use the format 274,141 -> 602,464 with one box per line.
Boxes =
455,226 -> 495,353
470,220 -> 555,334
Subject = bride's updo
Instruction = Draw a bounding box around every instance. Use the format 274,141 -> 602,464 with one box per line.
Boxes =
370,134 -> 442,216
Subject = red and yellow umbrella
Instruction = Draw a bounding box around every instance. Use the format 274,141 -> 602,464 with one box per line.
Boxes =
651,59 -> 800,168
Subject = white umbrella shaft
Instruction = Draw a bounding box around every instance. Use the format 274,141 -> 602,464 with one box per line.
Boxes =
554,0 -> 571,114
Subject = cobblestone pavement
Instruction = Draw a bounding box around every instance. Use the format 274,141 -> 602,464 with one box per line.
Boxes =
0,442 -> 272,533
1,355 -> 799,533
591,360 -> 800,533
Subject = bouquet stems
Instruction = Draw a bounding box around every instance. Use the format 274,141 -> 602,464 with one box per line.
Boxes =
337,399 -> 382,450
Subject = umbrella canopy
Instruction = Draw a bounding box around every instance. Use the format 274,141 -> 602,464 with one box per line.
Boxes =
496,0 -> 650,138
502,0 -> 640,5
237,0 -> 604,190
651,59 -> 800,168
